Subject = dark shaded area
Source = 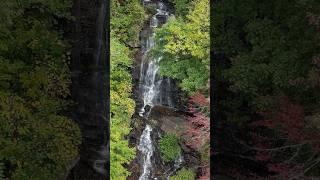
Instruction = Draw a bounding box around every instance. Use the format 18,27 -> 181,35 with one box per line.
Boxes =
210,1 -> 268,178
66,0 -> 109,179
211,0 -> 320,179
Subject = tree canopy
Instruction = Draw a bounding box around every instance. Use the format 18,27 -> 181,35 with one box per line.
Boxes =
0,1 -> 80,179
153,0 -> 210,94
152,0 -> 211,178
213,0 -> 320,178
110,0 -> 145,179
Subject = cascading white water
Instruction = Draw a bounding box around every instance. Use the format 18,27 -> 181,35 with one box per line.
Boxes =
137,125 -> 154,180
137,1 -> 180,180
165,154 -> 184,179
139,1 -> 172,117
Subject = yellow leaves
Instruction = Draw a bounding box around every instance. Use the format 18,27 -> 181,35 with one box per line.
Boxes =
0,1 -> 80,178
111,90 -> 135,117
159,0 -> 209,61
187,0 -> 210,27
110,35 -> 135,179
152,0 -> 210,93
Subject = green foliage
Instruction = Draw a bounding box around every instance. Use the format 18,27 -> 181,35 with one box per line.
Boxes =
110,0 -> 145,179
153,0 -> 210,94
170,168 -> 195,180
111,0 -> 145,44
200,143 -> 210,165
110,37 -> 136,180
0,0 -> 81,179
144,4 -> 158,15
159,133 -> 181,162
169,0 -> 192,17
213,0 -> 320,121
152,0 -> 211,172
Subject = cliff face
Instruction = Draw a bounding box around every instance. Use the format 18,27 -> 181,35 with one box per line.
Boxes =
67,0 -> 109,179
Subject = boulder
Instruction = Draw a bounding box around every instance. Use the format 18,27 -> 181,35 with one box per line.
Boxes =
148,105 -> 190,135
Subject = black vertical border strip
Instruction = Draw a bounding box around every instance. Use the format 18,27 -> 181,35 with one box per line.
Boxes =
106,0 -> 110,179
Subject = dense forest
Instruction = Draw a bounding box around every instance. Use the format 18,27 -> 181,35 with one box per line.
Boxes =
0,1 -> 80,179
152,0 -> 210,179
0,0 -> 211,179
111,0 -> 209,179
153,0 -> 210,178
213,0 -> 320,179
2,0 -> 319,179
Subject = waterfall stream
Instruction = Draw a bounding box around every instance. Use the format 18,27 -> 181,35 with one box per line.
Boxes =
139,0 -> 172,117
137,125 -> 154,180
136,1 -> 183,179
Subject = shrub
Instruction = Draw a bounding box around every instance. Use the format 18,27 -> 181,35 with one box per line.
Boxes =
171,168 -> 195,180
145,4 -> 157,15
159,133 -> 181,162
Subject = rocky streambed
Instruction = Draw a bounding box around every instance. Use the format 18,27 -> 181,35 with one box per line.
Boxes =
127,106 -> 201,180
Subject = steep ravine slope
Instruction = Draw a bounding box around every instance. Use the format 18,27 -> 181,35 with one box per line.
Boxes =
127,1 -> 201,179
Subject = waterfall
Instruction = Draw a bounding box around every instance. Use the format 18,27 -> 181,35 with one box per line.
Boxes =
165,154 -> 184,179
137,125 -> 154,180
137,1 -> 176,179
139,1 -> 173,117
136,1 -> 186,179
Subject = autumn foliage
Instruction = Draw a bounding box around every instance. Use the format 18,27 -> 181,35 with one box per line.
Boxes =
212,0 -> 320,178
184,92 -> 210,150
182,92 -> 210,179
249,96 -> 320,179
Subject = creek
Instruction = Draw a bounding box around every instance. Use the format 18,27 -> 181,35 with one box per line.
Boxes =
133,1 -> 185,179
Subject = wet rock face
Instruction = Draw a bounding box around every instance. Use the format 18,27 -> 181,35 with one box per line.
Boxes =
66,0 -> 108,179
149,106 -> 201,172
127,115 -> 147,180
148,105 -> 189,137
127,106 -> 201,179
131,0 -> 183,115
127,118 -> 168,180
128,0 -> 199,179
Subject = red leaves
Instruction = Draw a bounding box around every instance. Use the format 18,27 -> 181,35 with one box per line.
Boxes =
249,96 -> 320,178
190,92 -> 209,106
188,114 -> 210,130
184,109 -> 210,149
184,114 -> 210,149
183,92 -> 210,150
182,92 -> 210,179
184,128 -> 202,149
251,96 -> 305,141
